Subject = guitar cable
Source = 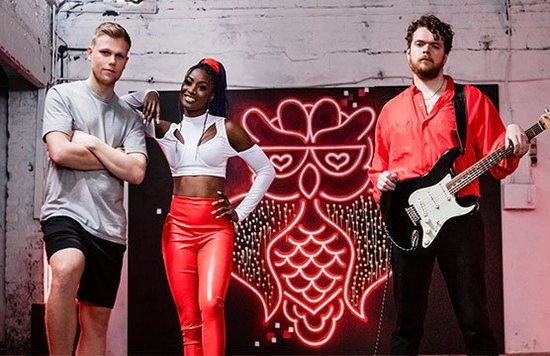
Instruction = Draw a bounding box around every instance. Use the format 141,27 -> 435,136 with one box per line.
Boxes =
388,232 -> 418,253
373,241 -> 392,356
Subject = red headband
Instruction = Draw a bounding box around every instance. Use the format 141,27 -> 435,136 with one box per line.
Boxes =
200,58 -> 220,74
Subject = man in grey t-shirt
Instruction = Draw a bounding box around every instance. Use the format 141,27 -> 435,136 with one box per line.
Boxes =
40,22 -> 147,355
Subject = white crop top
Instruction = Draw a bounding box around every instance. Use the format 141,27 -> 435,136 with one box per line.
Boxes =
126,90 -> 276,222
155,113 -> 237,178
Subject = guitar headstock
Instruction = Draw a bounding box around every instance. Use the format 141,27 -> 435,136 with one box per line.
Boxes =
541,109 -> 550,129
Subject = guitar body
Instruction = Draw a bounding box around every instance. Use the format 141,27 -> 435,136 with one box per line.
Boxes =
380,147 -> 476,256
379,112 -> 550,256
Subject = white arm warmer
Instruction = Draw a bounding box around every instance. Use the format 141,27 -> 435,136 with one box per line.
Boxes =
234,144 -> 276,222
120,90 -> 157,110
121,90 -> 158,137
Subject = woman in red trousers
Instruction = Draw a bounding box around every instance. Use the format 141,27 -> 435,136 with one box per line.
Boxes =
125,58 -> 275,355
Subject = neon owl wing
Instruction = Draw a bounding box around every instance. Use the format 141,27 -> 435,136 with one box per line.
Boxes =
323,195 -> 391,321
231,198 -> 298,321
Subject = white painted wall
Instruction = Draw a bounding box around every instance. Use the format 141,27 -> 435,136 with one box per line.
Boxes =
0,0 -> 51,87
48,0 -> 550,354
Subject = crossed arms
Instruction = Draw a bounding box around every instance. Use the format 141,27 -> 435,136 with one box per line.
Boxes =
45,130 -> 147,185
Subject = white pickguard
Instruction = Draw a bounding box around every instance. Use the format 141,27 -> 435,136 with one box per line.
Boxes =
408,173 -> 476,248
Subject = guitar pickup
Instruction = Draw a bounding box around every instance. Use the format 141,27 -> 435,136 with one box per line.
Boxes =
405,205 -> 420,225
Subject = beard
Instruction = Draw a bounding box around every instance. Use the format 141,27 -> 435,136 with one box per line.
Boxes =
409,58 -> 444,80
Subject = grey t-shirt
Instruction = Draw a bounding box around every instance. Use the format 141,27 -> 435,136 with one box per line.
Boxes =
40,80 -> 148,245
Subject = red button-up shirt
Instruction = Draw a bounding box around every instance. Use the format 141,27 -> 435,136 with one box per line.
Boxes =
369,76 -> 520,203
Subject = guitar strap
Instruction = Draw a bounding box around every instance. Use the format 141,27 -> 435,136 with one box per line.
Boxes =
453,83 -> 467,154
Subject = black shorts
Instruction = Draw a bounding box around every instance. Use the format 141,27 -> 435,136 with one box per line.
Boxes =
41,216 -> 126,309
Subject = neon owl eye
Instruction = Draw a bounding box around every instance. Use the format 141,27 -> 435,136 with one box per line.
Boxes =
325,152 -> 350,171
267,150 -> 308,179
311,148 -> 364,177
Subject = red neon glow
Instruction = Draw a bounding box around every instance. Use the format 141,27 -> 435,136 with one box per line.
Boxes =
230,92 -> 390,347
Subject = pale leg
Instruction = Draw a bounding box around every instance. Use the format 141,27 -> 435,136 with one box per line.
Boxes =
46,248 -> 85,355
75,302 -> 112,355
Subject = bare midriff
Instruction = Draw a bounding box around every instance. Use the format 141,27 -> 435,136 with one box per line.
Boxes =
172,175 -> 226,198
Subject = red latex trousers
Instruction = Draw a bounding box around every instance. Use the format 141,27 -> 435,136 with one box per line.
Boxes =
162,195 -> 234,356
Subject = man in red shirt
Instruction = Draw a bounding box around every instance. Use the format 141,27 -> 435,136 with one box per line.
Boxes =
369,14 -> 529,354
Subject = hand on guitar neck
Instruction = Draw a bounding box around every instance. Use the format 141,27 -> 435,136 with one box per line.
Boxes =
505,123 -> 530,157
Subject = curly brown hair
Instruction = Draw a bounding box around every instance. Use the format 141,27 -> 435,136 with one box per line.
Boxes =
405,15 -> 454,54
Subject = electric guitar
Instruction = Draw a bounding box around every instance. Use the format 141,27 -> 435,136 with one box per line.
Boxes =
380,111 -> 550,256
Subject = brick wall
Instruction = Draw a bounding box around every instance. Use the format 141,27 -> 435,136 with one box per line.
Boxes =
1,0 -> 549,353
3,90 -> 44,354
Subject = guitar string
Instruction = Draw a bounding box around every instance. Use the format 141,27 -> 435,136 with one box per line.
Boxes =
404,121 -> 545,228
419,137 -> 528,213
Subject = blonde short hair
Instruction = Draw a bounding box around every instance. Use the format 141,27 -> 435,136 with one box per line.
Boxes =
91,22 -> 131,47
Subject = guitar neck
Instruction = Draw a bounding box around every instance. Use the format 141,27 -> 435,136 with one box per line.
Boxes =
447,120 -> 547,195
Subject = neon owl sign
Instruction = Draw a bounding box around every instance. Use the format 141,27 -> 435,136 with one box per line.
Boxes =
227,92 -> 391,347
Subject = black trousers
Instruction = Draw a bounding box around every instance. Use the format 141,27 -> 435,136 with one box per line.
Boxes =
389,209 -> 499,355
